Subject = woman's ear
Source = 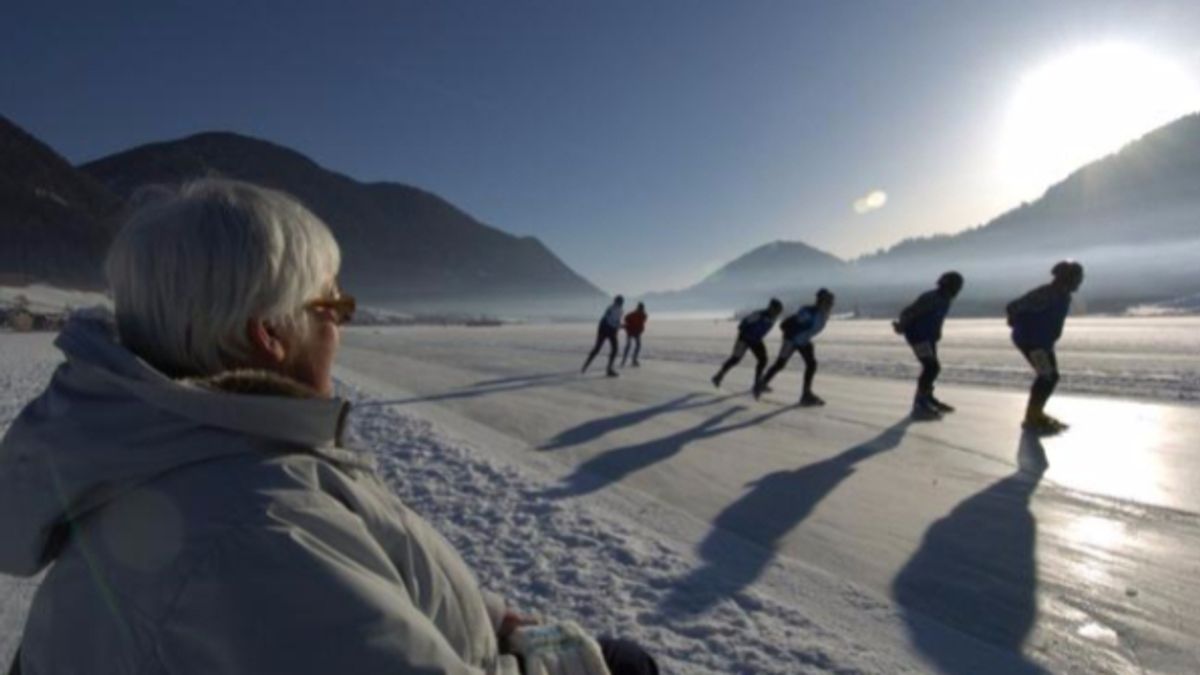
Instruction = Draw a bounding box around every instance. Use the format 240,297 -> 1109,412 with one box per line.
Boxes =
246,319 -> 289,366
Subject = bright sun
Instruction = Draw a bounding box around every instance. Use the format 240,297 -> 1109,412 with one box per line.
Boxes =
998,42 -> 1200,200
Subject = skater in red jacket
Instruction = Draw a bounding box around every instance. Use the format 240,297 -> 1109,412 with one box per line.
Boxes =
621,303 -> 648,368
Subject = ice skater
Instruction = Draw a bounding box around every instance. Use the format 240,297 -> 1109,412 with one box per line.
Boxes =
1007,260 -> 1084,434
756,288 -> 835,406
894,271 -> 964,418
711,298 -> 784,391
621,302 -> 648,368
582,295 -> 624,377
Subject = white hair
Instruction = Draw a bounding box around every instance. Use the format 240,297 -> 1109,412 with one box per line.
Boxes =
105,179 -> 341,376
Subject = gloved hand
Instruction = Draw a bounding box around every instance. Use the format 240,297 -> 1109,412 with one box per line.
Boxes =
507,621 -> 610,675
891,320 -> 903,335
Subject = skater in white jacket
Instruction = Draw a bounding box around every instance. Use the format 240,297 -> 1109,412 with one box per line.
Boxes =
582,296 -> 625,377
755,288 -> 835,406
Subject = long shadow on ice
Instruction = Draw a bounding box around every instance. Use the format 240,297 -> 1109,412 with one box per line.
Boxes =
659,418 -> 911,616
891,432 -> 1049,674
542,405 -> 793,500
355,372 -> 578,407
469,372 -> 572,388
540,392 -> 742,451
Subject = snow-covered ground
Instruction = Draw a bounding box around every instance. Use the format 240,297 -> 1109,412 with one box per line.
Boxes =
0,284 -> 110,314
3,317 -> 1199,673
1127,293 -> 1200,317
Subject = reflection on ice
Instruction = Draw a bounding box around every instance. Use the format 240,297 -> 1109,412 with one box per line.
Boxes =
1064,514 -> 1127,587
1077,621 -> 1120,646
1039,398 -> 1176,508
1067,515 -> 1126,552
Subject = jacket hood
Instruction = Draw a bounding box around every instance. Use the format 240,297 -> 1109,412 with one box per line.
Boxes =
0,310 -> 357,576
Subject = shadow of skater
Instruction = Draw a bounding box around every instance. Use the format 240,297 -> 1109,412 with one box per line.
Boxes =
540,392 -> 741,451
470,372 -> 575,388
543,404 -> 794,500
891,432 -> 1050,674
354,372 -> 578,407
659,418 -> 912,615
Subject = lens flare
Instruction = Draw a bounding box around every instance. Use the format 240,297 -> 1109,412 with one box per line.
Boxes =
997,42 -> 1200,201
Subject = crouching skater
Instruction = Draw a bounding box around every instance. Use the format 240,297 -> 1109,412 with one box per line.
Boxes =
712,298 -> 784,391
894,271 -> 963,418
756,288 -> 835,406
1007,260 -> 1084,435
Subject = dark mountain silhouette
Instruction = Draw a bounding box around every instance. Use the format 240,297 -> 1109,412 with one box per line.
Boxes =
80,132 -> 605,314
650,112 -> 1200,314
0,115 -> 121,288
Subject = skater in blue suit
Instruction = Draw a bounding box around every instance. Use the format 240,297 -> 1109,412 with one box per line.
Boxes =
894,271 -> 964,418
712,298 -> 784,391
756,288 -> 835,406
1007,261 -> 1084,434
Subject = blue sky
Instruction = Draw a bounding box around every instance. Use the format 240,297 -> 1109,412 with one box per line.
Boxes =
4,1 -> 1200,294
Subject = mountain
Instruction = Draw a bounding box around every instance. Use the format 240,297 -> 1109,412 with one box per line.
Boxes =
0,115 -> 121,288
81,132 -> 605,315
646,241 -> 847,311
652,112 -> 1200,315
857,113 -> 1200,312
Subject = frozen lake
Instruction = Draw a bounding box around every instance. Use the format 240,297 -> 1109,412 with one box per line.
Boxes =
333,317 -> 1199,672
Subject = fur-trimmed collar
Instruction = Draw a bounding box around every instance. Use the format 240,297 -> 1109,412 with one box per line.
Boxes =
184,369 -> 325,399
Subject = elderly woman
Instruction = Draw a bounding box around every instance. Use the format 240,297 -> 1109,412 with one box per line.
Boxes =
0,180 -> 656,675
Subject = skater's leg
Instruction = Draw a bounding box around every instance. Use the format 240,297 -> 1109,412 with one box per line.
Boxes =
714,340 -> 748,385
605,330 -> 619,373
758,341 -> 794,392
582,330 -> 605,372
917,356 -> 941,396
1023,348 -> 1059,418
927,344 -> 941,394
750,340 -> 769,388
799,343 -> 817,396
622,335 -> 633,367
632,335 -> 641,365
913,342 -> 940,400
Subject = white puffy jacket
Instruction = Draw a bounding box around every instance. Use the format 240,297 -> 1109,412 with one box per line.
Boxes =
0,313 -> 520,675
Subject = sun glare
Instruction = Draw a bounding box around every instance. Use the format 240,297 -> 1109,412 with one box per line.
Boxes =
998,42 -> 1200,200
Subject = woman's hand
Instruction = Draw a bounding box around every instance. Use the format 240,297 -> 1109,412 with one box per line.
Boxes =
499,610 -> 541,640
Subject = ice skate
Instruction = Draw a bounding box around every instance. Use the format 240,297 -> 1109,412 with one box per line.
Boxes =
606,368 -> 619,378
711,373 -> 722,389
911,397 -> 943,420
930,397 -> 956,413
799,392 -> 826,407
1041,413 -> 1069,430
1022,412 -> 1065,435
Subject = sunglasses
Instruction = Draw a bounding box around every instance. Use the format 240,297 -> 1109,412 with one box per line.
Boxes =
304,282 -> 356,325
